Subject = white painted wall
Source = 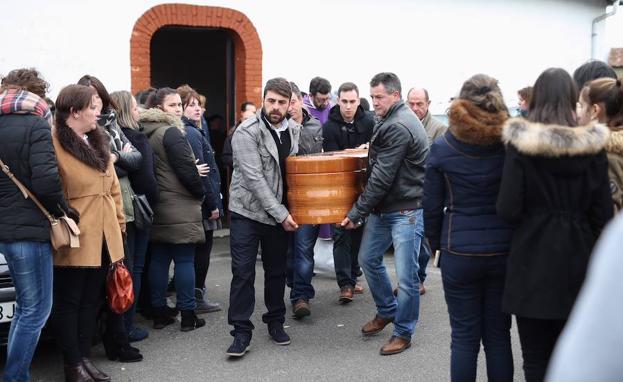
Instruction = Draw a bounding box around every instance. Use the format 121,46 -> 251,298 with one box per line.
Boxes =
0,0 -> 611,112
604,4 -> 623,61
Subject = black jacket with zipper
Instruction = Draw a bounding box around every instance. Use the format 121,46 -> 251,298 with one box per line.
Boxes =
322,105 -> 374,151
347,102 -> 428,222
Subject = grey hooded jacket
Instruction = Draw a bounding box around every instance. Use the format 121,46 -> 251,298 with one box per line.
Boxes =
229,111 -> 301,225
297,108 -> 323,155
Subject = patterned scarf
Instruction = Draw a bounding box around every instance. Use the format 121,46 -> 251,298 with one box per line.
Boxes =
97,107 -> 117,128
0,89 -> 53,126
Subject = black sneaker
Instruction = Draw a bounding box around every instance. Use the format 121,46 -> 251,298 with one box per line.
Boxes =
226,334 -> 251,357
268,323 -> 291,346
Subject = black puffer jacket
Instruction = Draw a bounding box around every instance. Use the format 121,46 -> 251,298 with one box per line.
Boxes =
0,114 -> 67,241
322,105 -> 374,151
347,102 -> 428,222
121,127 -> 159,206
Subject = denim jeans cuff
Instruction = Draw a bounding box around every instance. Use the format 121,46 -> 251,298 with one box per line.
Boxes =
392,331 -> 412,342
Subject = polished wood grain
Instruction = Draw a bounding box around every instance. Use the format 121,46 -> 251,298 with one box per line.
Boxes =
286,149 -> 368,224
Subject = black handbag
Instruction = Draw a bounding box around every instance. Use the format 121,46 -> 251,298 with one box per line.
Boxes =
132,194 -> 153,231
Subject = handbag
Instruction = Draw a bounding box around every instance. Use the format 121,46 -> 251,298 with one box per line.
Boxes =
106,260 -> 134,314
0,159 -> 80,250
131,193 -> 153,231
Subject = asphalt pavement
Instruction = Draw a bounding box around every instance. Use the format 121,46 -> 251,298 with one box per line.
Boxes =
2,236 -> 523,381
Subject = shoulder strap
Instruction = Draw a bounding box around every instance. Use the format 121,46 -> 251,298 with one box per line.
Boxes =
0,158 -> 56,223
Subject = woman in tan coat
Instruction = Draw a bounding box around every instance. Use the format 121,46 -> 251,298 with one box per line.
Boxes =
50,84 -> 125,382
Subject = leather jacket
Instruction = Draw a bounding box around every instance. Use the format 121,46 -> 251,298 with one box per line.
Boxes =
348,102 -> 428,222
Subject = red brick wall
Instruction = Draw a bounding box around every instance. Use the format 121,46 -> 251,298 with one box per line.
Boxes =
130,4 -> 263,108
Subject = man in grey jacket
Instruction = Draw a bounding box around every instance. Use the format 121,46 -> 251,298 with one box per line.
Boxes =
406,87 -> 448,295
406,87 -> 447,145
226,78 -> 300,358
341,72 -> 428,356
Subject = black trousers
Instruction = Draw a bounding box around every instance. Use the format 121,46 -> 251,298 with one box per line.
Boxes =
516,316 -> 567,382
227,212 -> 288,336
51,258 -> 108,366
195,230 -> 214,289
332,224 -> 363,288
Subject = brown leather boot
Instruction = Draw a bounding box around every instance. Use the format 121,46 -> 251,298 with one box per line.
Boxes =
81,358 -> 110,382
380,335 -> 411,355
361,315 -> 394,336
64,363 -> 95,382
293,299 -> 311,318
339,286 -> 354,303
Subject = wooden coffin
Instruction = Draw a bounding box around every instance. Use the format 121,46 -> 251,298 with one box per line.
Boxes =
286,149 -> 368,224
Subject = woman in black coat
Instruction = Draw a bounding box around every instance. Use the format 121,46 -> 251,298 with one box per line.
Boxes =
178,85 -> 223,314
0,69 -> 73,382
497,68 -> 613,382
423,74 -> 513,382
111,90 -> 159,343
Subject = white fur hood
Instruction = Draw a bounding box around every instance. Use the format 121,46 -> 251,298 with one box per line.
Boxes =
502,118 -> 610,157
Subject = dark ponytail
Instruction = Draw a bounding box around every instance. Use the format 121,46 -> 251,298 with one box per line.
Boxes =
145,87 -> 178,109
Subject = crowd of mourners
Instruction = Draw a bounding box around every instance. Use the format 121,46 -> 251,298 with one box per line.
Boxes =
0,59 -> 622,382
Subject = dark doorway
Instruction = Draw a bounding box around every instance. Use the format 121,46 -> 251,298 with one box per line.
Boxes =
151,26 -> 235,224
150,26 -> 235,137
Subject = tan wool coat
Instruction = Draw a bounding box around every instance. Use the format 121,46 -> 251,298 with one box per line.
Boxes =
52,128 -> 125,267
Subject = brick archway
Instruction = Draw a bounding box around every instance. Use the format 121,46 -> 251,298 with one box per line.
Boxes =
130,4 -> 262,108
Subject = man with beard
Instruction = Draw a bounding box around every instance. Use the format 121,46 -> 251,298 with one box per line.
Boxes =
322,82 -> 375,303
227,78 -> 300,357
342,73 -> 428,355
286,82 -> 323,318
303,76 -> 333,125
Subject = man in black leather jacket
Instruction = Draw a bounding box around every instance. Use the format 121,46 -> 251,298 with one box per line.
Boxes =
341,72 -> 428,356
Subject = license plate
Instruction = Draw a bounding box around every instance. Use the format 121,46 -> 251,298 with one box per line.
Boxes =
0,301 -> 15,323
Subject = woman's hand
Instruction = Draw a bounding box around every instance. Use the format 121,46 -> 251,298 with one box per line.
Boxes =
195,159 -> 209,177
209,208 -> 220,220
66,207 -> 80,224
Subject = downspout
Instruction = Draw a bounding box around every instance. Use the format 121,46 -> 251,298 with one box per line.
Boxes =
592,0 -> 619,59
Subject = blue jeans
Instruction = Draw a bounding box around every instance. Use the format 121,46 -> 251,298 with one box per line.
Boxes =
418,238 -> 432,283
0,241 -> 53,382
359,209 -> 422,340
149,243 -> 196,311
124,227 -> 149,330
441,252 -> 513,382
289,224 -> 320,303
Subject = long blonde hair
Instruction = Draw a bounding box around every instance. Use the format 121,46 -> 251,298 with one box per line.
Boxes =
110,90 -> 139,130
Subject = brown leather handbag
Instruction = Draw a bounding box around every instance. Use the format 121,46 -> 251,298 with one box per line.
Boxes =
0,159 -> 80,250
107,261 -> 134,314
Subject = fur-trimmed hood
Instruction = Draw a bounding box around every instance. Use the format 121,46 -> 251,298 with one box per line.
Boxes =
605,129 -> 623,156
138,108 -> 185,135
502,118 -> 610,157
53,123 -> 111,172
448,99 -> 508,145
